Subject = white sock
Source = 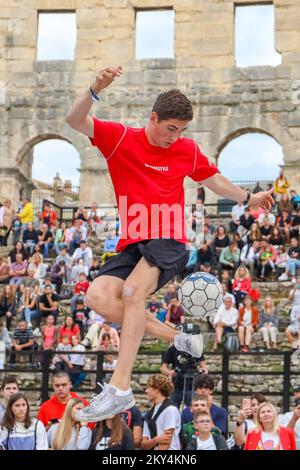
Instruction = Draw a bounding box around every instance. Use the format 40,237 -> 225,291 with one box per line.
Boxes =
112,386 -> 132,396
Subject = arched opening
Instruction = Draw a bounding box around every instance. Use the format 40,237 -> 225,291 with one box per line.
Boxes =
218,132 -> 284,187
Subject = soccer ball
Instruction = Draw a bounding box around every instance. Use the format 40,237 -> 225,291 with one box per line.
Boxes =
178,272 -> 223,320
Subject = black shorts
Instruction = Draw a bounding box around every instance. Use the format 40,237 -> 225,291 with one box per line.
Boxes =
96,239 -> 189,293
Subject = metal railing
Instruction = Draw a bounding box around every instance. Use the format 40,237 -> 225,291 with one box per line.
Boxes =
3,349 -> 300,413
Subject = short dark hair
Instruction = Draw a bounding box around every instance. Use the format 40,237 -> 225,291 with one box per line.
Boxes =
194,374 -> 214,392
152,89 -> 193,122
1,376 -> 19,390
53,371 -> 71,382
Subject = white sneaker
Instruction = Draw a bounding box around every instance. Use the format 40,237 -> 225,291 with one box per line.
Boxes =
174,332 -> 203,358
278,273 -> 288,282
291,277 -> 296,284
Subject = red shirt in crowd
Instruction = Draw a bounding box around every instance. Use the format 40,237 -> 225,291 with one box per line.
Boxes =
75,281 -> 90,295
232,278 -> 252,294
90,119 -> 218,252
58,324 -> 80,344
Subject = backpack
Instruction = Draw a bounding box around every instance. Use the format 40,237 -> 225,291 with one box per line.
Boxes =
143,399 -> 173,448
223,333 -> 240,353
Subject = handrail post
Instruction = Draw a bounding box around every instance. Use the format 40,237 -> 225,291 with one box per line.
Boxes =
283,351 -> 291,413
41,349 -> 51,403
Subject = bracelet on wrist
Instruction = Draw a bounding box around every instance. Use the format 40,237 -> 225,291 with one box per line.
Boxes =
89,86 -> 100,102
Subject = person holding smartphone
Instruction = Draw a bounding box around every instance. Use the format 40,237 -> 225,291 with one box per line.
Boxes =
234,393 -> 266,447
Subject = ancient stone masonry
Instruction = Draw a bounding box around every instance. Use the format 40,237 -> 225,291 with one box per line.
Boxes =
1,0 -> 300,206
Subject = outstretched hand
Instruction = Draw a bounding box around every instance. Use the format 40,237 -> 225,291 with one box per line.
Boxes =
91,65 -> 123,94
249,188 -> 275,211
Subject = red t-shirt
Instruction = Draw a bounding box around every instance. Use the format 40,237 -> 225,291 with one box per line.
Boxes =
58,324 -> 80,344
90,119 -> 218,251
75,281 -> 90,295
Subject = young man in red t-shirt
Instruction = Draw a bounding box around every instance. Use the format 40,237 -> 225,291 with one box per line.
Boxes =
66,66 -> 274,422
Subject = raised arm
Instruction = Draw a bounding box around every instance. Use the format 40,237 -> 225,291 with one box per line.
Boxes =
65,65 -> 123,138
202,173 -> 274,210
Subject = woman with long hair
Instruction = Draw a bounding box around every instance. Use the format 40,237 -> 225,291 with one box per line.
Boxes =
0,284 -> 16,330
28,253 -> 47,282
238,296 -> 259,352
269,226 -> 283,248
41,314 -> 58,350
47,398 -> 91,450
246,222 -> 261,246
0,392 -> 48,450
232,265 -> 252,307
165,298 -> 185,328
90,414 -> 134,450
234,393 -> 266,447
58,316 -> 80,344
213,225 -> 230,260
259,296 -> 279,350
0,256 -> 10,285
18,286 -> 39,328
244,401 -> 296,450
9,240 -> 28,263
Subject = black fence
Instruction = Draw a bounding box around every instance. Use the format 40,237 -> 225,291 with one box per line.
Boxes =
2,349 -> 300,413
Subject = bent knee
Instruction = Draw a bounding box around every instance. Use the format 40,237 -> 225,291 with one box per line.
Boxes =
85,285 -> 108,310
122,281 -> 144,303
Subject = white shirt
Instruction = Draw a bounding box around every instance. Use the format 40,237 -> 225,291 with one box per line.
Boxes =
196,435 -> 216,450
232,204 -> 245,222
278,411 -> 300,450
259,431 -> 280,450
70,344 -> 85,366
258,212 -> 276,226
72,247 -> 93,267
243,309 -> 252,327
213,304 -> 239,329
143,404 -> 181,450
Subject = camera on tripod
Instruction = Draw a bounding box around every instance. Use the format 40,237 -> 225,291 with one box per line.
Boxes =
175,323 -> 203,376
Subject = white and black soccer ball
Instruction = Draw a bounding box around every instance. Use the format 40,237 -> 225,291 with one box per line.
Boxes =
178,272 -> 223,320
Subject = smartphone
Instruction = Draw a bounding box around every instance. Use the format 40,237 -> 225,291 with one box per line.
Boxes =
242,398 -> 251,410
49,418 -> 59,424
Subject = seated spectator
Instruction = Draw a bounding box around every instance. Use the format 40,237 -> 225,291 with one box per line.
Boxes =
147,294 -> 162,316
187,410 -> 228,450
213,225 -> 230,261
257,209 -> 276,227
41,202 -> 57,230
19,266 -> 40,295
165,298 -> 185,328
75,207 -> 89,224
71,272 -> 90,313
39,285 -> 59,322
9,319 -> 35,368
53,334 -> 72,373
22,222 -> 39,256
103,353 -> 118,372
55,244 -> 71,282
238,207 -> 255,238
69,219 -> 86,255
219,241 -> 240,272
0,377 -> 19,423
97,332 -> 118,352
102,230 -> 119,264
41,315 -> 58,350
8,241 -> 28,264
88,259 -> 101,282
37,371 -> 90,429
285,305 -> 300,348
233,232 -> 244,251
72,296 -> 89,338
182,375 -> 228,436
72,240 -> 93,269
58,316 -> 80,345
29,243 -> 44,263
240,241 -> 260,278
203,223 -> 214,247
0,199 -> 14,247
230,202 -> 245,233
278,385 -> 300,450
275,245 -> 288,278
220,269 -> 232,293
87,202 -> 102,236
290,207 -> 300,239
71,258 -> 89,284
0,284 -> 17,331
260,217 -> 272,242
197,243 -> 214,270
9,252 -> 28,290
277,210 -> 292,243
39,273 -> 56,294
0,393 -> 48,450
278,193 -> 292,215
232,265 -> 252,307
69,335 -> 86,387
18,286 -> 39,329
0,320 -> 12,369
141,374 -> 181,450
212,295 -> 239,352
245,222 -> 261,246
269,226 -> 284,248
244,401 -> 296,450
37,223 -> 54,258
234,393 -> 267,447
54,221 -> 70,255
47,397 -> 91,450
28,253 -> 47,284
163,283 -> 178,308
238,296 -> 259,352
257,242 -> 276,280
279,238 -> 300,283
0,257 -> 10,285
81,322 -> 104,350
259,296 -> 279,350
97,321 -> 120,351
50,260 -> 66,294
290,189 -> 300,210
90,414 -> 134,450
